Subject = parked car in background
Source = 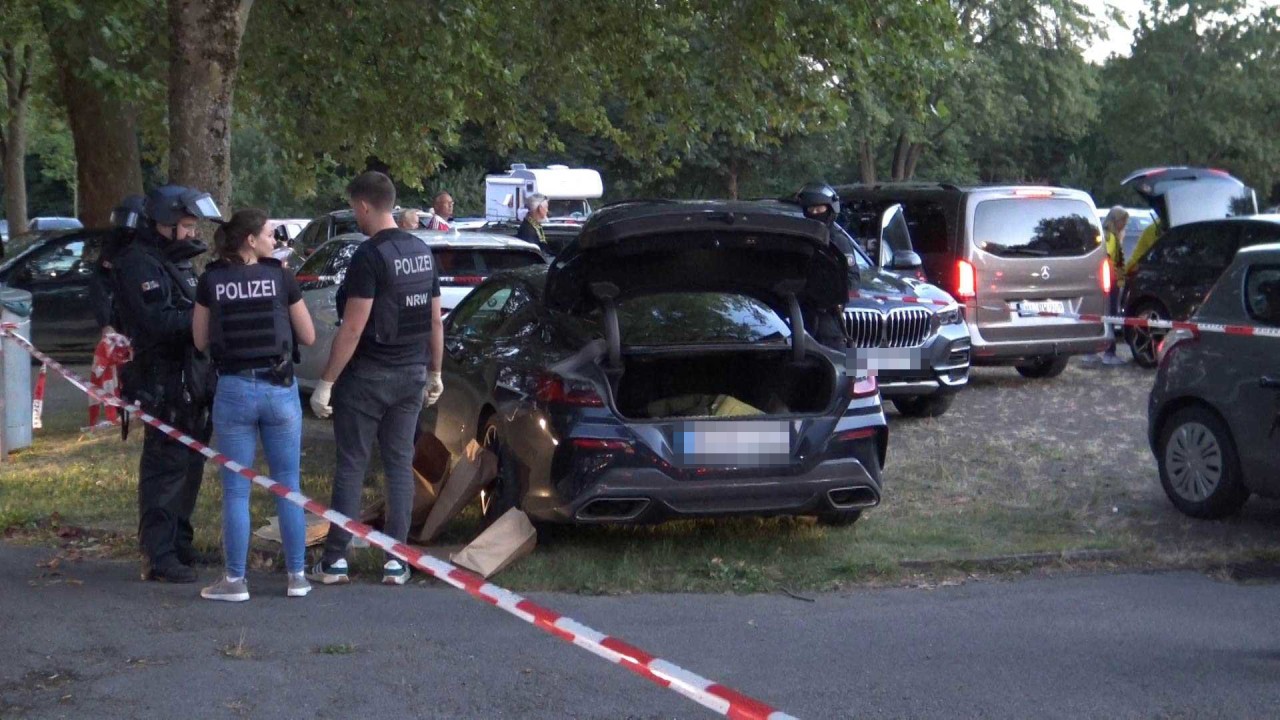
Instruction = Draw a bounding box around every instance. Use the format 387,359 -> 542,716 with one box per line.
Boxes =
27,217 -> 83,233
421,200 -> 886,527
760,198 -> 970,417
294,208 -> 432,257
1148,241 -> 1280,518
838,183 -> 1110,379
1118,168 -> 1265,368
1095,206 -> 1155,260
0,229 -> 111,356
1123,216 -> 1280,367
293,230 -> 547,390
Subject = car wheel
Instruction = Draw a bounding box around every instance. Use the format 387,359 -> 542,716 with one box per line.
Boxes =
1015,355 -> 1069,379
1157,406 -> 1248,519
818,437 -> 880,527
479,420 -> 521,528
1125,301 -> 1167,369
892,394 -> 954,418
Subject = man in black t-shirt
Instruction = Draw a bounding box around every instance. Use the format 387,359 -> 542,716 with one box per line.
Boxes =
308,172 -> 444,587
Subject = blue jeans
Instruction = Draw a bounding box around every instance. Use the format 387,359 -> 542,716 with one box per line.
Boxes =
212,375 -> 306,577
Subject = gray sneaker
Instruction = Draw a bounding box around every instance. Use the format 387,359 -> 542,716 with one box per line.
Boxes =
287,572 -> 312,598
1101,351 -> 1128,366
201,576 -> 250,602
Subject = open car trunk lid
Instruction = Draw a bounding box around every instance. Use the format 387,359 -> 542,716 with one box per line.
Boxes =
1122,167 -> 1258,228
543,201 -> 848,317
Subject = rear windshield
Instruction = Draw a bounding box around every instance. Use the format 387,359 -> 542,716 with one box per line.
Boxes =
581,293 -> 791,346
434,248 -> 545,282
974,199 -> 1099,258
547,199 -> 588,218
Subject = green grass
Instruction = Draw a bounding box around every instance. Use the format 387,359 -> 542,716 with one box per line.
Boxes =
314,643 -> 358,655
4,361 -> 1279,593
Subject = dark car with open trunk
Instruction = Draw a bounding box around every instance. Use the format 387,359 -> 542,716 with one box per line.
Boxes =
421,201 -> 888,527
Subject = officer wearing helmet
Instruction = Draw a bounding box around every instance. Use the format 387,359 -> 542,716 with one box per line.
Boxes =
794,183 -> 852,350
89,195 -> 148,335
112,184 -> 222,583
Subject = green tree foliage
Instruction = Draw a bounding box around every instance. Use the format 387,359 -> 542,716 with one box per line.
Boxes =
1090,0 -> 1280,203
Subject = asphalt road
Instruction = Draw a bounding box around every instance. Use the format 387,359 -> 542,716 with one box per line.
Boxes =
2,544 -> 1278,719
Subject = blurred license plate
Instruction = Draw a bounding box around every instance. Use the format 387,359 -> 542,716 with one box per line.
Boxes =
1018,300 -> 1065,316
675,420 -> 792,467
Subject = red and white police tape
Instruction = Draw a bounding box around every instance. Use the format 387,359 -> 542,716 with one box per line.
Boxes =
986,306 -> 1280,339
0,322 -> 797,720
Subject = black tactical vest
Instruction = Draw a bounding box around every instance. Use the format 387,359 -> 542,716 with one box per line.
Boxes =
205,259 -> 293,365
369,233 -> 435,346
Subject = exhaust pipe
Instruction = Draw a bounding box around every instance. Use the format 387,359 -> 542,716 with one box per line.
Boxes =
827,486 -> 879,510
576,497 -> 651,522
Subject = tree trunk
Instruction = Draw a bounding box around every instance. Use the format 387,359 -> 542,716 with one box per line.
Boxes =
1,43 -> 34,241
167,0 -> 254,213
859,139 -> 877,184
44,22 -> 143,227
725,161 -> 739,200
891,131 -> 910,181
904,142 -> 925,180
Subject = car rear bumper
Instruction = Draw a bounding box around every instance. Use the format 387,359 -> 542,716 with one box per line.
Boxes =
966,316 -> 1110,364
524,456 -> 881,524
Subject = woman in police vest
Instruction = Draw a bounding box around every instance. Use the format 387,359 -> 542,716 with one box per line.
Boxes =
192,209 -> 316,602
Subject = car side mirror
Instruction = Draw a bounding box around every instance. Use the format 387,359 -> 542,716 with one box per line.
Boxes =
888,250 -> 923,270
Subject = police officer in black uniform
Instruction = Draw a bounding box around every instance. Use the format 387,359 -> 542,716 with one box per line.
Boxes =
308,171 -> 444,587
795,183 -> 852,350
113,185 -> 222,583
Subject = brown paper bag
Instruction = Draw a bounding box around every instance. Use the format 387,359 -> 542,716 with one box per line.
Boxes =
451,508 -> 537,578
253,514 -> 331,547
417,439 -> 498,543
361,431 -> 453,535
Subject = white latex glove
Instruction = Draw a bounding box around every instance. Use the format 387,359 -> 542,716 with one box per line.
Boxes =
425,371 -> 444,406
310,380 -> 334,419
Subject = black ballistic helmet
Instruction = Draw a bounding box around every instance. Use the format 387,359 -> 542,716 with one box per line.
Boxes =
110,195 -> 148,230
145,185 -> 223,226
795,183 -> 840,224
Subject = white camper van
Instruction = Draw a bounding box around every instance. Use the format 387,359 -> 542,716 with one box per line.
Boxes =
484,164 -> 604,223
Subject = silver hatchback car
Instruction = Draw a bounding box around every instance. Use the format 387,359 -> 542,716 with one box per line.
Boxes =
1149,239 -> 1280,518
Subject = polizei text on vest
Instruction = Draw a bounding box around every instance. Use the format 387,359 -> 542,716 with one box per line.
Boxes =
215,279 -> 279,302
393,256 -> 433,276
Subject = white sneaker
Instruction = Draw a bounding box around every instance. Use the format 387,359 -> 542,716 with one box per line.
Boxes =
287,572 -> 312,598
382,560 -> 410,586
201,576 -> 250,602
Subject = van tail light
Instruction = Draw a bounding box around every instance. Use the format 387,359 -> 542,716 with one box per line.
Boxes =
956,260 -> 977,300
1100,258 -> 1113,294
1156,327 -> 1197,366
535,372 -> 605,407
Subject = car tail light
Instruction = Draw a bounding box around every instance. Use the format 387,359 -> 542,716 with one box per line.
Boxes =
956,260 -> 977,300
1156,327 -> 1197,366
847,375 -> 878,399
1100,258 -> 1113,294
294,274 -> 320,282
535,372 -> 605,407
834,428 -> 876,442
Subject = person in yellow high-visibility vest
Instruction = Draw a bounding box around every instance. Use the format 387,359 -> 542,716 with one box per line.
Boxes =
1086,206 -> 1130,366
1124,216 -> 1165,276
